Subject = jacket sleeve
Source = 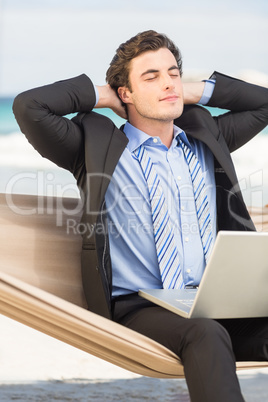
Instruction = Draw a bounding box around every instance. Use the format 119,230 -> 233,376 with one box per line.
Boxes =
12,74 -> 96,174
206,71 -> 268,152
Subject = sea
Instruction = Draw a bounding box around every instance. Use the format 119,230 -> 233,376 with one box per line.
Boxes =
1,96 -> 268,206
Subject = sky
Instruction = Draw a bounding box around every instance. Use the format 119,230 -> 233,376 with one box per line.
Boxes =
0,0 -> 267,96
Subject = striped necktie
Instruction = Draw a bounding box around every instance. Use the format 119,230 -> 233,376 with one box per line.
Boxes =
179,139 -> 213,263
134,145 -> 184,289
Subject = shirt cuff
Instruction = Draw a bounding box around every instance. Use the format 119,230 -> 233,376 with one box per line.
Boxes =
93,84 -> 99,107
199,79 -> 216,105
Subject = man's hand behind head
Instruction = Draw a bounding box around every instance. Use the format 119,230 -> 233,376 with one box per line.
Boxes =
95,84 -> 127,120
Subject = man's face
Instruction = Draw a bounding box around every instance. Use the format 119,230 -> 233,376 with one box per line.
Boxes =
121,47 -> 184,124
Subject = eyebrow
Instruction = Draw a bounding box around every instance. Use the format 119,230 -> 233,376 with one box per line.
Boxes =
140,65 -> 180,77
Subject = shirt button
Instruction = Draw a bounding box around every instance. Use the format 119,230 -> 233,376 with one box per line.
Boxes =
177,175 -> 181,181
186,269 -> 191,274
181,206 -> 185,211
185,237 -> 189,242
153,138 -> 158,143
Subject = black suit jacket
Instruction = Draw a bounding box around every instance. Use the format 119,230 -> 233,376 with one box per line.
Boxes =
13,72 -> 268,318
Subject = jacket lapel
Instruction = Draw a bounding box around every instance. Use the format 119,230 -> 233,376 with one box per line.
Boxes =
83,112 -> 128,213
100,126 -> 128,203
175,105 -> 239,187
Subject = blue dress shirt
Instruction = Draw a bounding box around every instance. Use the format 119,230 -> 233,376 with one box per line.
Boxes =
103,81 -> 217,297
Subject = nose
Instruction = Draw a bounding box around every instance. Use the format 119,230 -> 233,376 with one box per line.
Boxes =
162,74 -> 175,91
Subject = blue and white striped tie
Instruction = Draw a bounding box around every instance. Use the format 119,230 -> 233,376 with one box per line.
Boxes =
179,140 -> 213,263
134,145 -> 184,289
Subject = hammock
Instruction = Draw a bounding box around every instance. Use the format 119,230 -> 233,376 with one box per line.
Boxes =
0,193 -> 267,378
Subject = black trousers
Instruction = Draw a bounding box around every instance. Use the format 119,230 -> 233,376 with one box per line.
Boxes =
112,293 -> 268,402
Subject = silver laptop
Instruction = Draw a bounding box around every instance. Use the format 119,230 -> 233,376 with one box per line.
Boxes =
139,231 -> 268,319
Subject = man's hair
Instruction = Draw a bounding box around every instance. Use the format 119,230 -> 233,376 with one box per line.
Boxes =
106,30 -> 183,93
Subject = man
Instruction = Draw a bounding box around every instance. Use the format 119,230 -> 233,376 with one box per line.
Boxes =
13,30 -> 268,402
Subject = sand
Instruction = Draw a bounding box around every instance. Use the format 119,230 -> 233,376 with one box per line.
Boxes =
1,314 -> 268,402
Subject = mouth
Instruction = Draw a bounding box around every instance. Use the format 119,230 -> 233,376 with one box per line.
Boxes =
160,94 -> 179,102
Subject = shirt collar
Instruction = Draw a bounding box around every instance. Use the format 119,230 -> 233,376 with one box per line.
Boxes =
174,125 -> 193,150
123,122 -> 150,152
123,121 -> 193,152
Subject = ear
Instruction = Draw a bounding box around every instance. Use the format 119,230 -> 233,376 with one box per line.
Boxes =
118,86 -> 132,105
